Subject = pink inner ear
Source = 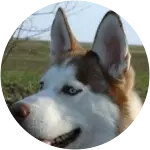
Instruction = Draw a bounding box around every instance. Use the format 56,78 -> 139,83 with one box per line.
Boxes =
104,35 -> 121,70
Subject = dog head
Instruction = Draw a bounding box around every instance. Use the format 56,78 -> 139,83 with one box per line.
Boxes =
11,8 -> 132,149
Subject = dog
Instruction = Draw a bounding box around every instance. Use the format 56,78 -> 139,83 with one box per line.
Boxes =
10,8 -> 142,149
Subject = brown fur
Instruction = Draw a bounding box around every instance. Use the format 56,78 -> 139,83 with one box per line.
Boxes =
53,8 -> 141,134
55,47 -> 140,134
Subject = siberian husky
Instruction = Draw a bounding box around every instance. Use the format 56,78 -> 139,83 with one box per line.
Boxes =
10,8 -> 142,149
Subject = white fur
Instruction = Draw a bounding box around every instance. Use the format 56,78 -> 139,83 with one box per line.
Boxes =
129,91 -> 142,119
11,9 -> 137,149
14,62 -> 119,149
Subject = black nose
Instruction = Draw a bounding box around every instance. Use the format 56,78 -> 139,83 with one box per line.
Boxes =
11,103 -> 30,123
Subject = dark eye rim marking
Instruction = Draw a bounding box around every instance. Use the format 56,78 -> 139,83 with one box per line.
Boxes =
61,85 -> 83,96
40,81 -> 44,90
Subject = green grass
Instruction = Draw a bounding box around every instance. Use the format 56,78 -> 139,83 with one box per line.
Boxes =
1,39 -> 149,107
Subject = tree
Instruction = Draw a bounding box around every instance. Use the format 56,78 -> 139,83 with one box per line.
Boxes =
0,0 -> 90,68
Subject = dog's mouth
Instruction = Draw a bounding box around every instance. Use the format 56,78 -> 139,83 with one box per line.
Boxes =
39,128 -> 81,148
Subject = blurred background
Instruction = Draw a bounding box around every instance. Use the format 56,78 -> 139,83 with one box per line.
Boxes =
1,1 -> 149,107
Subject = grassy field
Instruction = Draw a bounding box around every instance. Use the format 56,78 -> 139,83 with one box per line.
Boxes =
1,39 -> 149,107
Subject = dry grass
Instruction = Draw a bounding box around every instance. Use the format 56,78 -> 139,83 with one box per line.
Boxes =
1,40 -> 149,107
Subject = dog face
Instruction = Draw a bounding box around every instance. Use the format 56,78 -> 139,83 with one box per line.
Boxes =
11,8 -> 131,149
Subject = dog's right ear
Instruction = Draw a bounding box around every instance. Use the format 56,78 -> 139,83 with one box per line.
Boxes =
50,7 -> 81,63
92,11 -> 131,80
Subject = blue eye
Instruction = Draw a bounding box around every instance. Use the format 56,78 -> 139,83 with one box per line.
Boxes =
62,85 -> 82,96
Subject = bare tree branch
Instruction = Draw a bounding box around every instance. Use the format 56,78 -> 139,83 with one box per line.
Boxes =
65,1 -> 78,13
32,3 -> 60,16
16,2 -> 90,36
27,26 -> 51,38
2,21 -> 25,65
32,12 -> 55,16
2,2 -> 90,64
68,5 -> 91,16
16,28 -> 49,32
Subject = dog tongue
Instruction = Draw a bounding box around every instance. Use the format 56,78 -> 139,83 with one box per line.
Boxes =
41,140 -> 52,145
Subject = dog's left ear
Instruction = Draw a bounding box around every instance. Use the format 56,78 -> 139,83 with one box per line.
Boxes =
92,11 -> 131,79
50,7 -> 81,63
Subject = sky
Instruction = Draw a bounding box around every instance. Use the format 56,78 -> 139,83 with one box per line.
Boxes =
20,1 -> 142,45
